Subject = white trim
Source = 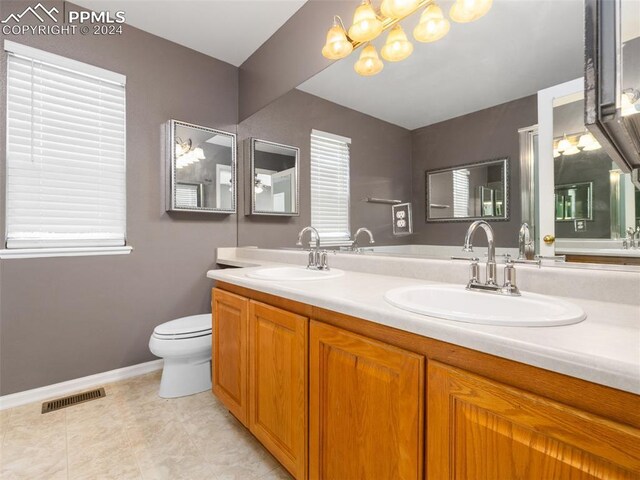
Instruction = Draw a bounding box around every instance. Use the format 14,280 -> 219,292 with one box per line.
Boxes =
537,77 -> 584,257
311,129 -> 352,144
0,359 -> 163,411
4,40 -> 126,85
0,245 -> 133,259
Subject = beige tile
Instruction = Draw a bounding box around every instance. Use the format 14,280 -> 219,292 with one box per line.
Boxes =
0,371 -> 286,480
1,437 -> 67,480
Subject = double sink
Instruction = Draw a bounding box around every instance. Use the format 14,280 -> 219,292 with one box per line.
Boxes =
243,265 -> 586,327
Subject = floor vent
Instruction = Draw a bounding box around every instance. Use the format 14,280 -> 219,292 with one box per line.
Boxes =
41,387 -> 106,414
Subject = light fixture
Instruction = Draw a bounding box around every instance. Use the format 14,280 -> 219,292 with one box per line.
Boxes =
577,131 -> 601,151
449,0 -> 493,23
175,137 -> 192,157
381,24 -> 413,62
354,44 -> 384,76
413,3 -> 450,43
325,0 -> 492,77
348,0 -> 383,43
557,134 -> 580,156
380,0 -> 420,19
322,16 -> 353,60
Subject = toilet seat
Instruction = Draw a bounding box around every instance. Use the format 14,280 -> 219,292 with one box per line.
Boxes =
152,314 -> 211,340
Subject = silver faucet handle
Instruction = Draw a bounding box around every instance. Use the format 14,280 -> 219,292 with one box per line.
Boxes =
451,256 -> 480,262
307,250 -> 316,268
470,261 -> 480,283
320,250 -> 329,270
501,261 -> 521,295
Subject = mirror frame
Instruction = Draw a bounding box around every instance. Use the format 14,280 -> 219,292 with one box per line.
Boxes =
425,157 -> 510,223
167,119 -> 237,214
249,138 -> 300,217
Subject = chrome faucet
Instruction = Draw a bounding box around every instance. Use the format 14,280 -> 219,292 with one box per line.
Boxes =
351,227 -> 375,253
461,220 -> 520,296
296,226 -> 329,270
518,223 -> 534,260
463,220 -> 497,286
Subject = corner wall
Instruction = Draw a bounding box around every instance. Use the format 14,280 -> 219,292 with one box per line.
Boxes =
0,0 -> 239,395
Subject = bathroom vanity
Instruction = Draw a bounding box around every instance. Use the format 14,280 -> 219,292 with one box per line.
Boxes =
208,252 -> 640,480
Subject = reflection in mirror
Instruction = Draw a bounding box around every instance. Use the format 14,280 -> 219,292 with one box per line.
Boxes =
426,159 -> 508,222
553,96 -> 640,242
250,139 -> 299,216
168,120 -> 236,213
555,183 -> 593,222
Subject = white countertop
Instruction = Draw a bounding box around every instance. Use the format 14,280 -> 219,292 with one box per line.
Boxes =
209,257 -> 640,395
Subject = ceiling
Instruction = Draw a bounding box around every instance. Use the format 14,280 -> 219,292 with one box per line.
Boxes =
71,0 -> 307,67
299,0 -> 586,130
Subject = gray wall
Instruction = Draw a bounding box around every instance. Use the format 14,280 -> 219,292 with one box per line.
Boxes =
411,95 -> 538,247
237,89 -> 413,248
0,1 -> 238,395
239,0 -> 359,121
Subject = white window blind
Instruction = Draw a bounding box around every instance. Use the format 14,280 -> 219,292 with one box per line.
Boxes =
5,41 -> 126,249
452,169 -> 470,217
310,130 -> 351,246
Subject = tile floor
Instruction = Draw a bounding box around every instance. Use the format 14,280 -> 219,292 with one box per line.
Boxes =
0,372 -> 293,479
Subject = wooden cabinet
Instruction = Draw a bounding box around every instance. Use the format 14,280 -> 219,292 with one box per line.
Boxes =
213,284 -> 640,480
309,320 -> 424,480
427,361 -> 640,480
212,288 -> 249,426
249,301 -> 308,480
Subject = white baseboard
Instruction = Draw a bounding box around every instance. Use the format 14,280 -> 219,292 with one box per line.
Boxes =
0,359 -> 164,411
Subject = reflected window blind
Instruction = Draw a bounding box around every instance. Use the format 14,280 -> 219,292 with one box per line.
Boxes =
310,130 -> 351,246
5,42 -> 126,249
453,169 -> 470,217
175,184 -> 199,208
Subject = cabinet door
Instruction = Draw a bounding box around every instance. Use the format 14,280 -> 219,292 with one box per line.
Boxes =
249,301 -> 308,480
212,288 -> 249,426
309,320 -> 424,480
427,361 -> 640,480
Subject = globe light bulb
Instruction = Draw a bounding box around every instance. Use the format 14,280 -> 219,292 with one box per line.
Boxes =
348,0 -> 383,42
381,25 -> 414,62
413,3 -> 450,43
322,19 -> 353,60
354,44 -> 384,76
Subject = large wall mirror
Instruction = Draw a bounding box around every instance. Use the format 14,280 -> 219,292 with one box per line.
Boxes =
426,159 -> 509,222
249,138 -> 299,216
536,78 -> 640,260
167,120 -> 236,213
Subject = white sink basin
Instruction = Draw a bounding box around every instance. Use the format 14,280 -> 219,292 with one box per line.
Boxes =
245,266 -> 344,281
384,284 -> 586,326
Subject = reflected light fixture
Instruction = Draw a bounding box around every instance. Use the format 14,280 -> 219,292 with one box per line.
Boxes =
577,130 -> 602,151
381,24 -> 413,61
348,0 -> 383,43
354,44 -> 384,76
449,0 -> 493,23
380,0 -> 420,18
557,134 -> 579,155
323,0 -> 492,77
322,16 -> 353,60
413,3 -> 450,43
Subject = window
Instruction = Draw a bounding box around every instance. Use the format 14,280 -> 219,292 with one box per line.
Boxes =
4,41 -> 127,253
310,129 -> 351,246
452,169 -> 470,217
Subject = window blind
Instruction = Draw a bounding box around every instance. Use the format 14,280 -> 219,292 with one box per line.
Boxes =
452,169 -> 470,217
310,130 -> 351,246
5,42 -> 126,249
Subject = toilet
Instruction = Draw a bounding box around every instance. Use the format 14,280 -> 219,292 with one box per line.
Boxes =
148,314 -> 212,398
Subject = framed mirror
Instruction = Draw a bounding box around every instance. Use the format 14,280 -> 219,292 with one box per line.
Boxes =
425,159 -> 509,222
167,120 -> 236,213
249,138 -> 299,216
